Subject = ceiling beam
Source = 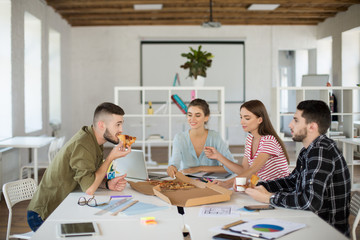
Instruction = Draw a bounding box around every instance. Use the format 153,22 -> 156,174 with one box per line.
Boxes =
56,6 -> 348,15
69,18 -> 320,26
63,12 -> 335,21
46,0 -> 359,8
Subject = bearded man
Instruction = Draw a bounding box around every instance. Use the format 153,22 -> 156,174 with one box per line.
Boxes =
28,102 -> 131,231
245,100 -> 351,237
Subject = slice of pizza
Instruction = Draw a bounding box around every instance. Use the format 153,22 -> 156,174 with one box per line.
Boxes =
148,180 -> 195,190
117,134 -> 136,148
249,174 -> 260,188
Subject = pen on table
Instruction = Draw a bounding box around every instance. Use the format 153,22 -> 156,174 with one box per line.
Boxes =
203,177 -> 213,182
199,178 -> 207,183
221,220 -> 246,230
229,229 -> 264,239
111,195 -> 132,198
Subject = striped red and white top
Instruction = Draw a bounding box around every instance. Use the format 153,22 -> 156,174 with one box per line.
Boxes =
244,134 -> 290,181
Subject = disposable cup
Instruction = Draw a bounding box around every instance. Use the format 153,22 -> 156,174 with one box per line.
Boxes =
235,177 -> 247,192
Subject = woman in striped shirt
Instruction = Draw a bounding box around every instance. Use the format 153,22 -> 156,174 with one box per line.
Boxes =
209,100 -> 290,189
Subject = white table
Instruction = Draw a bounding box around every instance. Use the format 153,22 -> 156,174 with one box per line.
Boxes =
31,183 -> 348,240
31,187 -> 184,240
0,136 -> 54,184
183,192 -> 348,240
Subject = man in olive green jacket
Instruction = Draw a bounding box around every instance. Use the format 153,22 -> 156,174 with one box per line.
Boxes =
27,102 -> 131,231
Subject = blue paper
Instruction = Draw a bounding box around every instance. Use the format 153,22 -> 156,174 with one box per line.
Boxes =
123,202 -> 168,215
95,200 -> 168,216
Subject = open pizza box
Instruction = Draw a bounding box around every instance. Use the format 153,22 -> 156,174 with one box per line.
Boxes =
129,172 -> 232,207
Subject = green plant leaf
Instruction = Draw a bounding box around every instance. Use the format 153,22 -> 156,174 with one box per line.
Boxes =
180,45 -> 213,80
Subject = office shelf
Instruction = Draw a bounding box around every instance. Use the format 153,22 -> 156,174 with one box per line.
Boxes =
114,86 -> 225,163
276,86 -> 360,188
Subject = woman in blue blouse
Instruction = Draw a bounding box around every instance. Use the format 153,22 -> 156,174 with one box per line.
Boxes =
167,99 -> 240,178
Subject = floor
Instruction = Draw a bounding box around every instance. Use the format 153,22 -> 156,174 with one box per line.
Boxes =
1,145 -> 360,240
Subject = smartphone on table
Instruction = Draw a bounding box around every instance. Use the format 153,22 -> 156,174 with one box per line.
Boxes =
243,204 -> 274,211
212,233 -> 252,240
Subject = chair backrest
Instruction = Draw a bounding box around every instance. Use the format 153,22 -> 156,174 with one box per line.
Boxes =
47,139 -> 59,163
2,178 -> 37,240
47,136 -> 65,163
57,136 -> 65,149
351,192 -> 360,240
2,178 -> 37,208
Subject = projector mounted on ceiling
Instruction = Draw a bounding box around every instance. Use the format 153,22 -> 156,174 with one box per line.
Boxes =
202,21 -> 221,28
202,0 -> 221,28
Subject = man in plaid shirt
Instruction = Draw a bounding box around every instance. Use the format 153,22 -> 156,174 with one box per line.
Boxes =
246,100 -> 351,236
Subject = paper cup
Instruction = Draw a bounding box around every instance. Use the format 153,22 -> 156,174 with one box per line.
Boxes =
235,177 -> 247,192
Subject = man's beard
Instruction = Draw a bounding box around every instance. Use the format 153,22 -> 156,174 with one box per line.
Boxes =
292,127 -> 307,142
104,128 -> 118,144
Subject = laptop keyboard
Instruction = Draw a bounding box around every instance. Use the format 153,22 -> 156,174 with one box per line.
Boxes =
148,172 -> 167,179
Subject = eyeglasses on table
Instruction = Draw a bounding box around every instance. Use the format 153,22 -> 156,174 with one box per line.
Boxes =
77,196 -> 112,207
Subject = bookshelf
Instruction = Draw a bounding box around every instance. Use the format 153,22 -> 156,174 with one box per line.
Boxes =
114,86 -> 225,164
275,86 -> 360,188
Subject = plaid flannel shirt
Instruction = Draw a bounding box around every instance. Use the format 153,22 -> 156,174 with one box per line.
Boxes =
259,135 -> 351,236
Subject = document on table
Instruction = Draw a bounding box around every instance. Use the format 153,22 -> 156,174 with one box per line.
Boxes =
229,218 -> 306,239
199,205 -> 240,217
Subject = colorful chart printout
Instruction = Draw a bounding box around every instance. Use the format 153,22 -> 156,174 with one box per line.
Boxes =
252,224 -> 284,232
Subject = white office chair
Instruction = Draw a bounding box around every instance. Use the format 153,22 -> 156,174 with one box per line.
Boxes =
351,192 -> 360,240
2,178 -> 37,240
56,136 -> 66,150
20,137 -> 64,179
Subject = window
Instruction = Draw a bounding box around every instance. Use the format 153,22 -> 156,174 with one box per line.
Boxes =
342,27 -> 360,87
295,50 -> 309,86
24,12 -> 42,133
342,27 -> 360,119
49,28 -> 61,126
0,0 -> 12,140
317,37 -> 333,83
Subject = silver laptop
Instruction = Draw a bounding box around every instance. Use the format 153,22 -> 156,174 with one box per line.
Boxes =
112,150 -> 167,180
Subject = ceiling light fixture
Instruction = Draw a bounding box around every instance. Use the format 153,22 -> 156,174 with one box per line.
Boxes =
133,4 -> 163,11
248,4 -> 280,11
202,0 -> 221,28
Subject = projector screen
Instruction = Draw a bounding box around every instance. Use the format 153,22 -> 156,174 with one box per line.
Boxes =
141,41 -> 245,103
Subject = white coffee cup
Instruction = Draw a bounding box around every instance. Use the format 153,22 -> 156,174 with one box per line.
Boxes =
235,177 -> 247,192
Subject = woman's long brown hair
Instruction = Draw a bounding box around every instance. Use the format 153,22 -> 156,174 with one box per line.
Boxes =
241,100 -> 290,164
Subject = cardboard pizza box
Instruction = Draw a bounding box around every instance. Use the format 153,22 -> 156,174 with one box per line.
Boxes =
152,172 -> 232,207
128,180 -> 156,196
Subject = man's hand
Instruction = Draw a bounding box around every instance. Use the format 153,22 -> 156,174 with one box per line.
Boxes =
204,146 -> 220,160
245,185 -> 273,203
167,165 -> 178,178
107,174 -> 127,192
108,143 -> 131,161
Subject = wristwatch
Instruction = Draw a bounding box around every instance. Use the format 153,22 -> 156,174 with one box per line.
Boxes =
269,194 -> 276,203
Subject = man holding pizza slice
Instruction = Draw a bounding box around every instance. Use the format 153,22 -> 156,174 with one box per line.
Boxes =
27,102 -> 133,232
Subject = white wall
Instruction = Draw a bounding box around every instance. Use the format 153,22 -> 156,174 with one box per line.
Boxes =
70,25 -> 316,145
317,4 -> 360,86
9,0 -> 70,165
11,0 -> 71,136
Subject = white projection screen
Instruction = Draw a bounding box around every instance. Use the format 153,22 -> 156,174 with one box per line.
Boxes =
141,41 -> 245,103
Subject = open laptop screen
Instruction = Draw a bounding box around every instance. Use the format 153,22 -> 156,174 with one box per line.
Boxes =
109,150 -> 166,180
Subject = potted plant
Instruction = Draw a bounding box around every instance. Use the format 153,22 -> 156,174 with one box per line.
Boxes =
180,45 -> 213,85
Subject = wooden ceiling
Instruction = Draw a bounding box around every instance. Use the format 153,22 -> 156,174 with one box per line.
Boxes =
45,0 -> 360,27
